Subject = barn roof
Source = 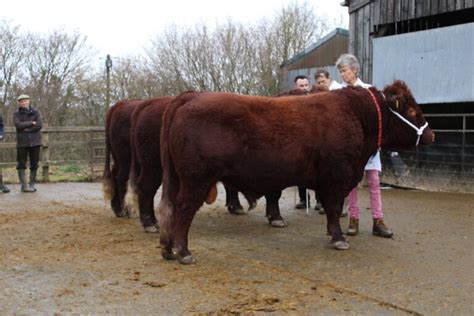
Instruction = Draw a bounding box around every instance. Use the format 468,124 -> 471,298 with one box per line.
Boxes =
280,27 -> 349,68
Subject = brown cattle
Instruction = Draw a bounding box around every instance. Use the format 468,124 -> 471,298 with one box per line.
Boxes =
126,96 -> 174,232
127,91 -> 315,229
158,80 -> 435,264
103,99 -> 143,217
103,96 -> 172,228
107,95 -> 259,232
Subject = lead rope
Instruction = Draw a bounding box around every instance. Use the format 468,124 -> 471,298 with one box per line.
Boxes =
370,89 -> 429,147
366,89 -> 383,148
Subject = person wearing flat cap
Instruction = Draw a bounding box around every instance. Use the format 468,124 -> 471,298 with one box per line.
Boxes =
14,94 -> 43,192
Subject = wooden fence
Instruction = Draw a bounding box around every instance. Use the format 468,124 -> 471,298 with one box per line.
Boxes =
0,126 -> 105,182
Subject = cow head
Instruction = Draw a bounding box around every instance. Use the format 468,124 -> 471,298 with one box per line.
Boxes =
382,80 -> 435,148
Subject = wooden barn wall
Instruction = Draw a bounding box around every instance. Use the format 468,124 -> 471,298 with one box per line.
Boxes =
349,2 -> 373,82
285,35 -> 348,71
364,0 -> 474,23
348,0 -> 474,83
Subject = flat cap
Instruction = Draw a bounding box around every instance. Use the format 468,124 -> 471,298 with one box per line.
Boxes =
17,94 -> 30,101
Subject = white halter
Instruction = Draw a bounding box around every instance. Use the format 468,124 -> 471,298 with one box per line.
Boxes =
388,107 -> 429,146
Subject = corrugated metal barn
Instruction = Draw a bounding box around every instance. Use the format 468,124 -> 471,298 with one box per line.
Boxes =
343,0 -> 474,192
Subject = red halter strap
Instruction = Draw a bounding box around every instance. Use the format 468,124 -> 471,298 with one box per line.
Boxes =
366,88 -> 383,148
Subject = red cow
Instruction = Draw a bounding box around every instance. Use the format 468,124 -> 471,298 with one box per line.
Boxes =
104,96 -> 260,232
158,80 -> 435,264
103,97 -> 172,226
126,96 -> 173,232
126,95 -> 283,232
103,99 -> 143,217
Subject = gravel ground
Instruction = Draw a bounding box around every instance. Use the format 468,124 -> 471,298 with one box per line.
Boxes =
0,182 -> 472,315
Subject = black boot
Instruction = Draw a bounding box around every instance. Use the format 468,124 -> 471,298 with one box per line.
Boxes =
0,174 -> 10,193
29,169 -> 38,192
295,200 -> 309,209
315,201 -> 325,214
347,217 -> 359,236
373,218 -> 393,238
18,169 -> 35,193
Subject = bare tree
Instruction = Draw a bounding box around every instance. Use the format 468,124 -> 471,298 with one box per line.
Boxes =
23,28 -> 93,125
272,1 -> 329,63
254,1 -> 332,95
111,55 -> 165,100
213,19 -> 259,94
0,19 -> 30,107
144,2 -> 332,97
146,21 -> 258,94
67,69 -> 106,125
145,25 -> 191,95
1,2 -> 339,128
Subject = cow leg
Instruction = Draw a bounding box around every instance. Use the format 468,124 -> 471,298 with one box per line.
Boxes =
225,185 -> 246,215
265,191 -> 287,227
159,199 -> 177,261
138,186 -> 160,233
321,194 -> 349,250
137,171 -> 162,233
110,163 -> 122,215
173,184 -> 211,265
111,163 -> 130,218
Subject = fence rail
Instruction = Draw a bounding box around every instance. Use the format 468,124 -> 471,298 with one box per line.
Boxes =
1,114 -> 473,192
0,126 -> 105,181
381,113 -> 474,193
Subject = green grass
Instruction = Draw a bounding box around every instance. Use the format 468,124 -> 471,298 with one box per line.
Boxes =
58,163 -> 82,174
0,164 -> 102,184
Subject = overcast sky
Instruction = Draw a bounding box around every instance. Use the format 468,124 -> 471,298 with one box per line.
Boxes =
2,0 -> 349,59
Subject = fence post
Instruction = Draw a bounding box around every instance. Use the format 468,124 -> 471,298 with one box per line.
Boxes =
42,125 -> 50,182
89,129 -> 94,179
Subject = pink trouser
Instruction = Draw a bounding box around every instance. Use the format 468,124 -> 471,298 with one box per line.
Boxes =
347,170 -> 383,220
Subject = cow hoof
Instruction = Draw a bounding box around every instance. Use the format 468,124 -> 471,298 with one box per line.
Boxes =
270,219 -> 287,228
332,240 -> 350,250
179,255 -> 196,265
114,208 -> 130,218
161,249 -> 177,261
144,225 -> 159,233
228,205 -> 247,215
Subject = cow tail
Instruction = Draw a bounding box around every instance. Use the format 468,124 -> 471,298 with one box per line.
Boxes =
125,118 -> 140,214
159,91 -> 197,245
102,104 -> 115,202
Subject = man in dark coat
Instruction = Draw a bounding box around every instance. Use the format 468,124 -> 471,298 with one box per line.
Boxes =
14,94 -> 43,192
0,111 -> 11,193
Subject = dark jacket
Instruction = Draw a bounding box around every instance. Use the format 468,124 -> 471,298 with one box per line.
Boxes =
14,106 -> 43,147
0,112 -> 4,140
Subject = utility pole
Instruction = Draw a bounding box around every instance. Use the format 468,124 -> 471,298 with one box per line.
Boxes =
105,54 -> 112,109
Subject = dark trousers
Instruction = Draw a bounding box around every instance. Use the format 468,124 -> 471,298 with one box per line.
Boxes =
16,146 -> 41,170
298,187 -> 322,204
298,186 -> 310,202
